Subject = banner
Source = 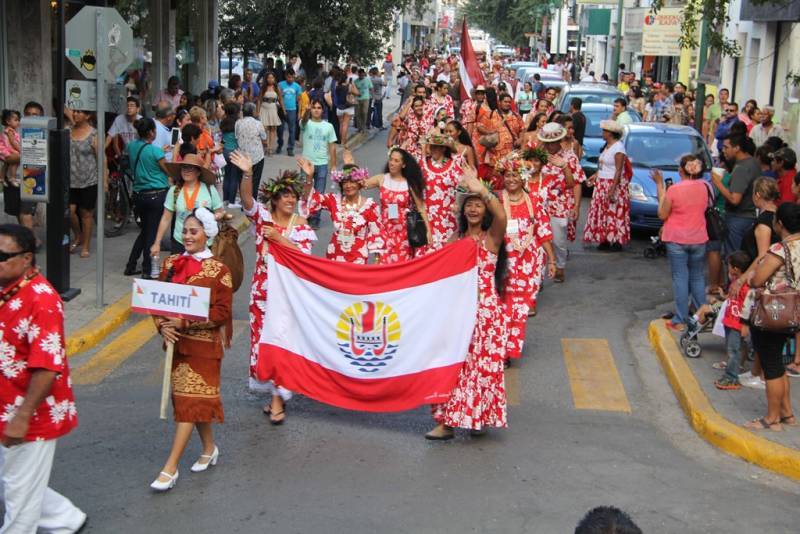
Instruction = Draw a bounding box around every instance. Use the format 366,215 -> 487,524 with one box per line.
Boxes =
641,8 -> 683,57
459,18 -> 487,101
257,239 -> 479,412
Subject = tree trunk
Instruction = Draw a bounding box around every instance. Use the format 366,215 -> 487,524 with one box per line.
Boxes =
300,49 -> 321,83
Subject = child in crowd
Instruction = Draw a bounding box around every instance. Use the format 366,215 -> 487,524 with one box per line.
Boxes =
714,251 -> 752,390
0,109 -> 21,182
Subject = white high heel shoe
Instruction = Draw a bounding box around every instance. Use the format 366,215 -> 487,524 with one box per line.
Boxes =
190,446 -> 219,472
150,470 -> 179,492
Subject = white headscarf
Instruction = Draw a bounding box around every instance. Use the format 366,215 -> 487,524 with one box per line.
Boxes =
192,207 -> 219,240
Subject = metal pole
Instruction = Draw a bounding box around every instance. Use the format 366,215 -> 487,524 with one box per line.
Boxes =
611,0 -> 623,83
556,4 -> 562,59
694,18 -> 710,132
95,10 -> 105,307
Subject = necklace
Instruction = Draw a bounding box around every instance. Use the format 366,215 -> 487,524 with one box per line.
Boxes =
507,191 -> 525,203
0,268 -> 38,309
342,196 -> 363,211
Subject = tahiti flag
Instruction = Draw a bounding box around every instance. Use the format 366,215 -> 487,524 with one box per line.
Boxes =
257,239 -> 479,412
459,17 -> 486,101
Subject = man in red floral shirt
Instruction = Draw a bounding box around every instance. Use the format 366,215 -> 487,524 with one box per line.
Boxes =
0,225 -> 86,533
538,123 -> 576,282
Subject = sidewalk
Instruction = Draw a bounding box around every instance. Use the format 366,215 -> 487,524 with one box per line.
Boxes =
649,320 -> 800,481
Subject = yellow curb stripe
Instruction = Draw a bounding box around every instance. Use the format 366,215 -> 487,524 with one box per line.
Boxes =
563,338 -> 632,413
72,318 -> 157,385
66,292 -> 131,357
649,320 -> 800,481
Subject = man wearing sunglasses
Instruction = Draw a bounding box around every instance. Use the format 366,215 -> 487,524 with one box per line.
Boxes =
714,101 -> 741,156
0,224 -> 87,532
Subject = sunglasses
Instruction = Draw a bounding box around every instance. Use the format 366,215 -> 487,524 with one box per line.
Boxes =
0,250 -> 28,263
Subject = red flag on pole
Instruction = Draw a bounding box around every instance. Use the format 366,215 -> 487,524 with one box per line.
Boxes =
459,18 -> 486,101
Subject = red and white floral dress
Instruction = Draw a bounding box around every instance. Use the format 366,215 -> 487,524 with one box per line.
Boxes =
0,271 -> 77,442
302,191 -> 384,264
561,148 -> 587,241
543,161 -> 573,221
425,94 -> 455,123
378,174 -> 414,264
400,113 -> 427,162
583,141 -> 631,245
501,191 -> 553,359
245,203 -> 316,393
433,238 -> 508,430
422,155 -> 463,251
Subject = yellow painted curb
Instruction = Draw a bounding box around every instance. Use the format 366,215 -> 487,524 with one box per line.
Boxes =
66,292 -> 131,357
648,320 -> 800,481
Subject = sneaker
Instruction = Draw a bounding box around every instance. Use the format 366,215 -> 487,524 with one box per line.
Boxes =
715,376 -> 741,390
228,202 -> 241,209
741,375 -> 766,390
738,371 -> 754,380
287,150 -> 294,157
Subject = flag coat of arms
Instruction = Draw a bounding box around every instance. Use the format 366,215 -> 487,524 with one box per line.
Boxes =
257,239 -> 479,412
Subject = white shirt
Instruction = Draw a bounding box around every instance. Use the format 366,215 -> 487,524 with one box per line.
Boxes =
154,120 -> 173,162
580,75 -> 596,83
436,72 -> 450,83
751,123 -> 787,148
598,140 -> 625,180
108,114 -> 141,145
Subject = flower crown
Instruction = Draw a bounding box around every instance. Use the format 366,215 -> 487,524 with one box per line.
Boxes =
331,167 -> 370,184
495,152 -> 531,177
521,145 -> 549,165
456,179 -> 497,198
257,169 -> 306,203
424,131 -> 454,147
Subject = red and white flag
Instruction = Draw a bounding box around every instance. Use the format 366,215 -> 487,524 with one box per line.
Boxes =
257,239 -> 479,412
459,18 -> 486,101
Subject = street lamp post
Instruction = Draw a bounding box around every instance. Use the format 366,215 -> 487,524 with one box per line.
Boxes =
611,0 -> 623,82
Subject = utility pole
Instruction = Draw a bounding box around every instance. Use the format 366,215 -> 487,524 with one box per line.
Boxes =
611,0 -> 623,82
694,18 -> 710,131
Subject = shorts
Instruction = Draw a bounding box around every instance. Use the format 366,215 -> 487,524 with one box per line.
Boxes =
750,327 -> 790,380
3,184 -> 37,217
336,106 -> 354,117
69,184 -> 98,211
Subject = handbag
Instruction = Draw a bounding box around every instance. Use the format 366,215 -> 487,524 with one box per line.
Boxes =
703,183 -> 727,241
346,82 -> 359,106
749,240 -> 800,333
406,190 -> 428,249
211,222 -> 245,292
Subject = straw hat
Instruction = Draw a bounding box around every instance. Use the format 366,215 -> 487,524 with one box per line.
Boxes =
164,153 -> 217,185
599,120 -> 624,134
537,122 -> 566,143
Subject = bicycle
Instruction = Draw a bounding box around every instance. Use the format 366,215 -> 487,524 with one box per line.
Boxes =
105,141 -> 140,237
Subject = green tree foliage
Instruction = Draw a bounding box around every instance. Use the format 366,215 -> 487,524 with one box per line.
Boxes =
459,0 -> 559,48
218,0 -> 426,80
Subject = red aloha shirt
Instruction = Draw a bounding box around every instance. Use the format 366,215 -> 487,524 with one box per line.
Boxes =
542,152 -> 585,219
0,271 -> 77,441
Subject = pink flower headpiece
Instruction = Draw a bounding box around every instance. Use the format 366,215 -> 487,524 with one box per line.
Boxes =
331,167 -> 370,184
684,159 -> 703,176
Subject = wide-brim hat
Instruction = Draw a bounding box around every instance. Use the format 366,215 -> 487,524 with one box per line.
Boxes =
475,85 -> 487,92
600,120 -> 624,134
537,122 -> 566,143
424,128 -> 454,147
164,153 -> 217,185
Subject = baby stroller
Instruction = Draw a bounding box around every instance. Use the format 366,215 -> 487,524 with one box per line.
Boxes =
679,313 -> 716,359
643,235 -> 666,259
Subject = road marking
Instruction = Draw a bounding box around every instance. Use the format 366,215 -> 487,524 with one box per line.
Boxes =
73,319 -> 157,385
505,366 -> 520,406
562,338 -> 631,413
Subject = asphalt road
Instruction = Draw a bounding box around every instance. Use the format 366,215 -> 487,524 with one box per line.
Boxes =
40,132 -> 800,533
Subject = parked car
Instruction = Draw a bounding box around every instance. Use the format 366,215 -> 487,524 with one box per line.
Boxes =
578,103 -> 641,178
624,124 -> 713,231
509,61 -> 539,74
555,83 -> 625,113
220,57 -> 263,87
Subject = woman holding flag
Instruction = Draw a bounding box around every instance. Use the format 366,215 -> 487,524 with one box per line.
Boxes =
230,150 -> 316,425
150,208 -> 234,492
298,155 -> 384,264
427,165 -> 509,440
497,151 -> 555,359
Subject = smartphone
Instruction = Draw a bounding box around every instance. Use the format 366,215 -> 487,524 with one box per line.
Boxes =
665,178 -> 673,189
170,127 -> 181,146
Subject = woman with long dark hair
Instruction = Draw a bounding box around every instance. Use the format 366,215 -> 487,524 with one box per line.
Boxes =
427,167 -> 509,440
229,151 -> 316,424
362,147 -> 429,263
445,120 -> 478,168
520,112 -> 548,148
256,72 -> 282,155
220,102 -> 242,206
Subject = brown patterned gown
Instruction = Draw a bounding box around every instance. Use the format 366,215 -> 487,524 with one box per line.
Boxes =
158,254 -> 233,423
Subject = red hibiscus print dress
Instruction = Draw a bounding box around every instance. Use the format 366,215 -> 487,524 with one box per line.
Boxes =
422,155 -> 463,251
400,113 -> 428,162
561,148 -> 587,241
433,238 -> 508,430
501,191 -> 553,359
378,174 -> 414,264
302,191 -> 384,264
245,203 -> 316,390
583,141 -> 631,245
424,94 -> 455,123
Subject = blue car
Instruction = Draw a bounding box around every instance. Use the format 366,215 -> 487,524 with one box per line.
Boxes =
624,124 -> 713,231
579,103 -> 641,179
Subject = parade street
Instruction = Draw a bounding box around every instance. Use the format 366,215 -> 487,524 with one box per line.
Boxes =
48,132 -> 799,533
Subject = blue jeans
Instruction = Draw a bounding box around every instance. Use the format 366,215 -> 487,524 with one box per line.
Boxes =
307,164 -> 328,226
724,214 -> 756,257
370,98 -> 383,128
723,327 -> 743,381
277,109 -> 298,152
222,149 -> 242,203
666,242 -> 707,325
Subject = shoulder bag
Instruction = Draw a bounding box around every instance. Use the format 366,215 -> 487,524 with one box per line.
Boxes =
406,189 -> 428,249
703,182 -> 727,241
749,240 -> 800,333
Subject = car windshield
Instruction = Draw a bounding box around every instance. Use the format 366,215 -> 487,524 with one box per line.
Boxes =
626,133 -> 711,169
569,92 -> 619,106
584,109 -> 614,137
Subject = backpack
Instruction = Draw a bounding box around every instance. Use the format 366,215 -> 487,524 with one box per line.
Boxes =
211,222 -> 244,292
